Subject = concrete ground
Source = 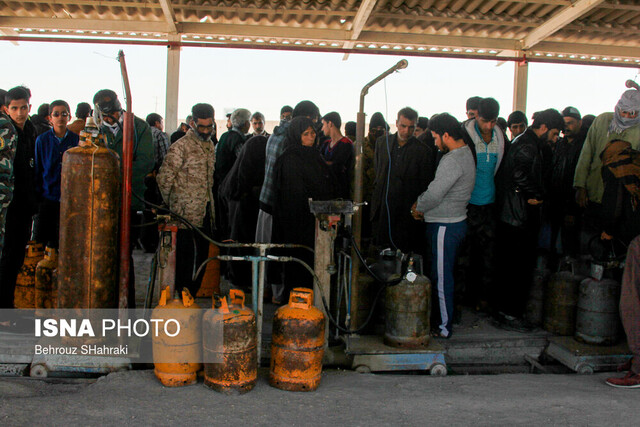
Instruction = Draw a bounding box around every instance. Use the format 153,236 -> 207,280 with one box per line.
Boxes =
0,369 -> 636,425
3,252 -> 633,425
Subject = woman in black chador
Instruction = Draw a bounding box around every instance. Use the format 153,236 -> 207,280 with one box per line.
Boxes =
272,116 -> 338,298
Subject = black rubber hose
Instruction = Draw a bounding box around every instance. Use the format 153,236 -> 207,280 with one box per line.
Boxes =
132,191 -> 313,253
134,191 -> 388,333
290,256 -> 388,335
348,230 -> 393,284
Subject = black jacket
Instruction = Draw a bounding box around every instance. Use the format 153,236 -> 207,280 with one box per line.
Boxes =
30,115 -> 51,137
220,135 -> 268,243
496,128 -> 546,228
548,128 -> 587,218
11,119 -> 39,215
370,134 -> 434,222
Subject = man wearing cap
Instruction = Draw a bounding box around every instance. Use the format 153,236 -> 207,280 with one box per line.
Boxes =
574,88 -> 640,243
93,89 -> 154,307
93,90 -> 154,207
549,107 -> 587,258
507,110 -> 528,141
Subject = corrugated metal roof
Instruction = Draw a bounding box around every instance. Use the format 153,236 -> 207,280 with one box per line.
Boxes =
1,0 -> 639,66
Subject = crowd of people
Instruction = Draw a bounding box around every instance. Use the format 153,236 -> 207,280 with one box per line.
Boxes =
0,83 -> 638,387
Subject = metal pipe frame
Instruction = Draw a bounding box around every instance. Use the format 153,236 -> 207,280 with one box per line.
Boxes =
350,59 -> 408,330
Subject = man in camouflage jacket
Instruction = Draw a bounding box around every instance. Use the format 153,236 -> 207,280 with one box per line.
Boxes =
0,97 -> 16,259
157,103 -> 215,296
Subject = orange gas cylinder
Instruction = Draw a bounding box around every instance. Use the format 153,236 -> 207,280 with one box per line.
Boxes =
57,125 -> 120,308
14,241 -> 45,309
197,244 -> 220,297
204,289 -> 257,394
269,288 -> 325,392
152,287 -> 202,387
35,247 -> 58,315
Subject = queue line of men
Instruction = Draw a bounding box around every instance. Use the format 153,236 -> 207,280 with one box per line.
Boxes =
0,85 -> 639,388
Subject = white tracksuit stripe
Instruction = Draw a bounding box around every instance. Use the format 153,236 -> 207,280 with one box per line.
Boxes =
437,225 -> 449,337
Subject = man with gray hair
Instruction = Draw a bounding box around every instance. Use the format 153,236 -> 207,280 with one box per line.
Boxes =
215,108 -> 251,239
251,111 -> 269,138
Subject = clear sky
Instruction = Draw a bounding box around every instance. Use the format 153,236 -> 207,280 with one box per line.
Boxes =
1,40 -> 637,132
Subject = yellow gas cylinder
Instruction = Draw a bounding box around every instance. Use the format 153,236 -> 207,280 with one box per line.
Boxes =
35,247 -> 58,315
269,288 -> 325,392
152,287 -> 202,387
14,241 -> 45,309
204,289 -> 257,394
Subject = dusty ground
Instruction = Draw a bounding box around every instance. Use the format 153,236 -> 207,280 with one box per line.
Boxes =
0,369 -> 636,426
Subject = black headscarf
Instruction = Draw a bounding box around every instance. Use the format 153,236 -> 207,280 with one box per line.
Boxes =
284,116 -> 316,150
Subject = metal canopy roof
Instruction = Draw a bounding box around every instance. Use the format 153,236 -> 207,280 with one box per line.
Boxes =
1,0 -> 639,67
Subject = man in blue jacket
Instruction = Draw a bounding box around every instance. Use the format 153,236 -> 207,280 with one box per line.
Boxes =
34,100 -> 79,249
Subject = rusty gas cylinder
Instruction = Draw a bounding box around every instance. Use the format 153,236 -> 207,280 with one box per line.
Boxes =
35,247 -> 58,315
14,241 -> 45,309
525,255 -> 551,327
543,269 -> 582,336
384,259 -> 431,348
197,243 -> 220,297
353,274 -> 376,332
203,289 -> 257,394
270,288 -> 325,392
575,277 -> 621,345
152,287 -> 202,387
57,124 -> 120,308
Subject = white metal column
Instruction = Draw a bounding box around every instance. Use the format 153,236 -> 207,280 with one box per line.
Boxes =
512,58 -> 529,114
165,35 -> 181,134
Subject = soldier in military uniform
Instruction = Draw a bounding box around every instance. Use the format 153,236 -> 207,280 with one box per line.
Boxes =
0,89 -> 17,323
0,87 -> 29,311
157,103 -> 215,297
0,90 -> 16,255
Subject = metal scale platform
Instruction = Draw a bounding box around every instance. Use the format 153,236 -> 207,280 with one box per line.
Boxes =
345,335 -> 447,375
545,336 -> 631,374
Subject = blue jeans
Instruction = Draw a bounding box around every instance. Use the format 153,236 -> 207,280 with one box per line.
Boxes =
427,220 -> 467,338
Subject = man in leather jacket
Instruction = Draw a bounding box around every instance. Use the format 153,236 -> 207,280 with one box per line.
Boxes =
549,107 -> 587,259
494,108 -> 564,331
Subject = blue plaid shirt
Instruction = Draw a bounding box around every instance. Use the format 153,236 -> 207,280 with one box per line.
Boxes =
151,126 -> 170,170
259,120 -> 290,212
